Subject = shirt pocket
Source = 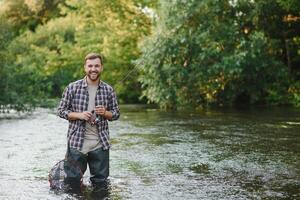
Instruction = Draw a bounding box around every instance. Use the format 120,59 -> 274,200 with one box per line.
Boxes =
95,93 -> 109,108
73,93 -> 87,112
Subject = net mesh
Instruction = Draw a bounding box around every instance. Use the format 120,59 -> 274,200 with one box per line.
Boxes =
49,159 -> 83,191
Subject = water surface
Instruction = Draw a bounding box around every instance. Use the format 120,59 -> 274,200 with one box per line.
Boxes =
0,106 -> 299,199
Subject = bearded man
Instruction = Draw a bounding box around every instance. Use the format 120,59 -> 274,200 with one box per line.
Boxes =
57,52 -> 120,189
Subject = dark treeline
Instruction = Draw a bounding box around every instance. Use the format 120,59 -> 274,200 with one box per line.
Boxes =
0,0 -> 299,111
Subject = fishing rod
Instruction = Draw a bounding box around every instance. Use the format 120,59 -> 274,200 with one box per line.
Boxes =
115,59 -> 144,85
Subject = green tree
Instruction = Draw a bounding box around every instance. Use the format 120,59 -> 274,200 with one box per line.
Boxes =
71,0 -> 152,103
254,0 -> 300,74
0,0 -> 153,111
0,0 -> 67,110
139,0 -> 298,109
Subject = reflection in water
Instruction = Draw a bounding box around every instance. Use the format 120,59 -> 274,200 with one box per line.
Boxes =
0,106 -> 299,199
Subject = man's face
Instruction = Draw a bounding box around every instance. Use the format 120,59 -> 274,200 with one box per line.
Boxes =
84,58 -> 102,81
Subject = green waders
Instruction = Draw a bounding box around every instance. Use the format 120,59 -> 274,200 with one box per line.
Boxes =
68,147 -> 109,188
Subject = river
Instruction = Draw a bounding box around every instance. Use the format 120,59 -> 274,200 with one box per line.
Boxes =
0,105 -> 299,199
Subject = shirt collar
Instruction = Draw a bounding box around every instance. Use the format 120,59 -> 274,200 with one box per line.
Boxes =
82,76 -> 103,88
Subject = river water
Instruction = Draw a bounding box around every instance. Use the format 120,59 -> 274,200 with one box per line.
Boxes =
0,105 -> 299,200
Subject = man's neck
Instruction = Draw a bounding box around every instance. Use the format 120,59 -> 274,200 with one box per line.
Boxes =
86,77 -> 100,86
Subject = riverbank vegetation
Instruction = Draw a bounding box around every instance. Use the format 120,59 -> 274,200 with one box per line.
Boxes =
0,0 -> 299,111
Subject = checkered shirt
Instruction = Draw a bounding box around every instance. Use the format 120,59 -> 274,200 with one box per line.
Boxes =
57,77 -> 120,150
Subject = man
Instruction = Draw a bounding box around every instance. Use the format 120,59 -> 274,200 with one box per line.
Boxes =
57,52 -> 120,189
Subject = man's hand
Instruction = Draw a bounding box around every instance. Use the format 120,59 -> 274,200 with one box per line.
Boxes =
95,105 -> 106,116
95,105 -> 113,120
78,111 -> 93,121
68,111 -> 93,121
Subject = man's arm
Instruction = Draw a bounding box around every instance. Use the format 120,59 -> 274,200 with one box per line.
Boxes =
95,89 -> 120,121
57,85 -> 93,121
107,89 -> 120,121
68,111 -> 93,121
57,86 -> 72,120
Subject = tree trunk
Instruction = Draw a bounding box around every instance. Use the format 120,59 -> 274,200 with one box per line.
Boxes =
284,34 -> 292,74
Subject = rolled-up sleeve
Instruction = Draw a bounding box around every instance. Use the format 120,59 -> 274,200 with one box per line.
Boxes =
57,85 -> 72,120
108,89 -> 120,121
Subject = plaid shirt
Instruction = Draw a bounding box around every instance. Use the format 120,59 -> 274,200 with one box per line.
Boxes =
57,77 -> 120,150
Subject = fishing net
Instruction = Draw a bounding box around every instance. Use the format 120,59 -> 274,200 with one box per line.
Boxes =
49,158 -> 83,191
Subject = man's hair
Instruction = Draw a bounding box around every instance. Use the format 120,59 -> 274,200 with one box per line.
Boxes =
84,52 -> 103,65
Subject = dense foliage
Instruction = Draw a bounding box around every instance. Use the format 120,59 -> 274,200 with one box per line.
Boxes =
139,0 -> 300,109
0,0 -> 152,111
0,0 -> 299,111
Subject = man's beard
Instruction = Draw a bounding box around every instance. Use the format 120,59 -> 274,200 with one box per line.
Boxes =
87,72 -> 100,81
